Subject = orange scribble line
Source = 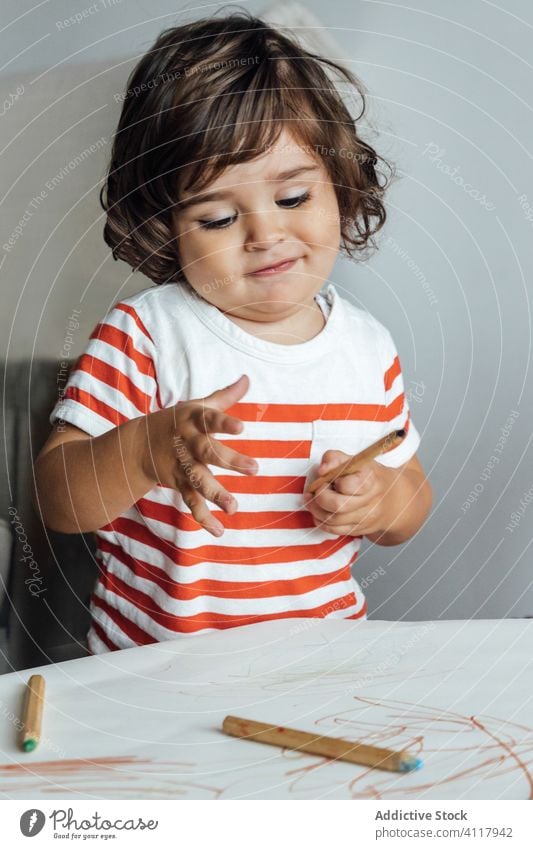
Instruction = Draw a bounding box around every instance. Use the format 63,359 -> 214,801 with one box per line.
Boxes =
0,755 -> 194,776
470,716 -> 533,800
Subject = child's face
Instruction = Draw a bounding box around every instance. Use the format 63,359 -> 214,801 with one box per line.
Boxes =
172,128 -> 341,323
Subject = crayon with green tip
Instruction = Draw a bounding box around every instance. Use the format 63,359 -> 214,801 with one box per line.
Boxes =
20,674 -> 45,752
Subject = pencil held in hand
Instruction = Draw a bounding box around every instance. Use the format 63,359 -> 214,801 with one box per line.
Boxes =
307,429 -> 406,494
20,674 -> 45,752
222,715 -> 422,773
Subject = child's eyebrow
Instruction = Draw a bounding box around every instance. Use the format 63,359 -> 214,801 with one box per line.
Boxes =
178,165 -> 321,210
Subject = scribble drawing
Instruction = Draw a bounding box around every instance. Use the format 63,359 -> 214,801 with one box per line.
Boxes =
280,696 -> 533,799
0,755 -> 224,799
223,661 -> 448,696
1,697 -> 531,799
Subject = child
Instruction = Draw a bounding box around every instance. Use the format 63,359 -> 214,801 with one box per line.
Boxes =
34,11 -> 432,654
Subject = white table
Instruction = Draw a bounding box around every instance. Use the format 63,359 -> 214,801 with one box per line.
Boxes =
0,618 -> 532,800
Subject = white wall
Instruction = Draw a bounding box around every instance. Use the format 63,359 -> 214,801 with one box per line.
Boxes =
1,0 -> 532,620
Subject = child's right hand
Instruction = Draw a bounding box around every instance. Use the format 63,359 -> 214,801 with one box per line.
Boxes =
141,374 -> 257,536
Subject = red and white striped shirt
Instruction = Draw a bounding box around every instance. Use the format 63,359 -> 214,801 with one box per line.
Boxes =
50,282 -> 420,653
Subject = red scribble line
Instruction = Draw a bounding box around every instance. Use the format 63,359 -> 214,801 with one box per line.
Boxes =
0,755 -> 194,776
0,756 -> 139,775
470,716 -> 533,799
89,781 -> 225,798
282,696 -> 533,798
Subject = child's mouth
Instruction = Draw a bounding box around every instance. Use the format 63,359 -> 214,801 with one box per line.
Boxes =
246,257 -> 300,277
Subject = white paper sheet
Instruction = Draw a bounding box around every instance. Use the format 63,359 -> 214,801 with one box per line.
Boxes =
0,618 -> 532,799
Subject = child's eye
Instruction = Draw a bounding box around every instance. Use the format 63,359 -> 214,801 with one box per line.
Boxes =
277,190 -> 312,209
198,191 -> 312,231
198,215 -> 236,231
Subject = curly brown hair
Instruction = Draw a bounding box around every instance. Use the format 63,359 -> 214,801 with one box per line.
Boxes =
100,8 -> 394,286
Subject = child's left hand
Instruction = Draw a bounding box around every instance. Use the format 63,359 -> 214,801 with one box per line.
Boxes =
302,449 -> 400,537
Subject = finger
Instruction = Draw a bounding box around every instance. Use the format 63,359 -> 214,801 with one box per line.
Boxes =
179,484 -> 226,537
302,485 -> 334,516
324,481 -> 377,513
305,487 -> 375,522
201,374 -> 251,411
192,407 -> 244,436
305,500 -> 337,524
321,515 -> 377,536
310,485 -> 357,515
312,502 -> 369,532
332,470 -> 373,496
304,490 -> 346,525
189,433 -> 258,475
179,461 -> 240,513
321,505 -> 380,536
321,523 -> 363,537
318,449 -> 350,474
187,467 -> 239,514
306,497 -> 360,527
173,446 -> 239,514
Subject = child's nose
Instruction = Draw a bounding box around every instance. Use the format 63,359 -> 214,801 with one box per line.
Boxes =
244,210 -> 286,248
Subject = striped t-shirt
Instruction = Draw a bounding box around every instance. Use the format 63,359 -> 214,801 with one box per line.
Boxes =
50,281 -> 421,654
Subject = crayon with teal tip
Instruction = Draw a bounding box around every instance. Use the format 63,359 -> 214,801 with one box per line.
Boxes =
399,755 -> 423,772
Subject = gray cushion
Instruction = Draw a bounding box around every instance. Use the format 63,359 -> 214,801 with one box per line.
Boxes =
0,520 -> 12,613
1,360 -> 97,670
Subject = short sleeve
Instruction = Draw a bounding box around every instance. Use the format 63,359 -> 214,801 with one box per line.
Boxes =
50,301 -> 160,437
373,325 -> 421,468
